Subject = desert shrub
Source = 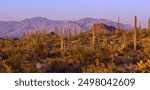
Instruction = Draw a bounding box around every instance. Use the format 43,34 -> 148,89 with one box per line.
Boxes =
0,29 -> 150,73
136,59 -> 150,73
82,59 -> 117,73
0,61 -> 12,73
5,52 -> 37,72
45,59 -> 82,73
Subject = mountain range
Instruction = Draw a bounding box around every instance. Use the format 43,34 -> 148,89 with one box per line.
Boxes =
0,17 -> 133,38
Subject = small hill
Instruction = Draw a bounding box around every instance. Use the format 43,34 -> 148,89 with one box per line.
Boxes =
90,23 -> 116,33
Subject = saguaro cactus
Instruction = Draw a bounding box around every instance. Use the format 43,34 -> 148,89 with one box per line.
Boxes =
92,24 -> 95,50
5,32 -> 8,48
134,16 -> 137,51
64,28 -> 67,37
67,28 -> 71,40
54,27 -> 58,36
139,22 -> 141,30
118,17 -> 120,31
123,33 -> 126,46
139,22 -> 141,34
60,26 -> 64,50
75,27 -> 77,36
115,17 -> 120,35
148,19 -> 150,31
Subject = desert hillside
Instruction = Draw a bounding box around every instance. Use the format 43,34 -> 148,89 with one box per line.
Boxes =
0,20 -> 150,73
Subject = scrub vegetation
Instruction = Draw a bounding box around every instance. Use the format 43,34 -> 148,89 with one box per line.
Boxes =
0,16 -> 150,73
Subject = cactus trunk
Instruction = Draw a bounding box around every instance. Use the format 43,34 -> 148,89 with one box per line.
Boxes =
118,17 -> 120,31
75,27 -> 77,36
134,16 -> 137,51
123,33 -> 126,46
139,22 -> 141,34
54,27 -> 58,36
148,19 -> 150,31
92,24 -> 95,50
68,28 -> 71,39
60,26 -> 64,50
5,32 -> 8,48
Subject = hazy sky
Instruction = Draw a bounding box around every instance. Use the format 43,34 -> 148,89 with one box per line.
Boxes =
0,0 -> 150,27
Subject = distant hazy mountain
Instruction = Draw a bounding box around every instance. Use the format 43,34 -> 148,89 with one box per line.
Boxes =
0,17 -> 132,37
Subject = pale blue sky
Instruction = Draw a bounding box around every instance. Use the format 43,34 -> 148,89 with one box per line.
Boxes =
0,0 -> 150,27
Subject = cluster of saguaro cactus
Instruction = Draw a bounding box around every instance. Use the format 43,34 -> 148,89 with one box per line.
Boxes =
148,19 -> 150,31
92,24 -> 95,50
134,16 -> 137,51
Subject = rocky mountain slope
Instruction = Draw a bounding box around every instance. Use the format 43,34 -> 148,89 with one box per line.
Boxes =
0,17 -> 132,37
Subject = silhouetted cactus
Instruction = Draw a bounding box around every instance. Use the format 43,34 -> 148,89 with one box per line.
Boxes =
134,16 -> 137,51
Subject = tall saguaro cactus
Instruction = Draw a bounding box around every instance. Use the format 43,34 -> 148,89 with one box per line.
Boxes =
139,22 -> 141,30
5,32 -> 8,48
92,24 -> 95,50
67,28 -> 71,39
134,16 -> 137,51
148,18 -> 150,31
75,27 -> 77,36
60,26 -> 64,50
123,33 -> 126,46
115,17 -> 120,35
54,27 -> 58,36
117,17 -> 120,31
